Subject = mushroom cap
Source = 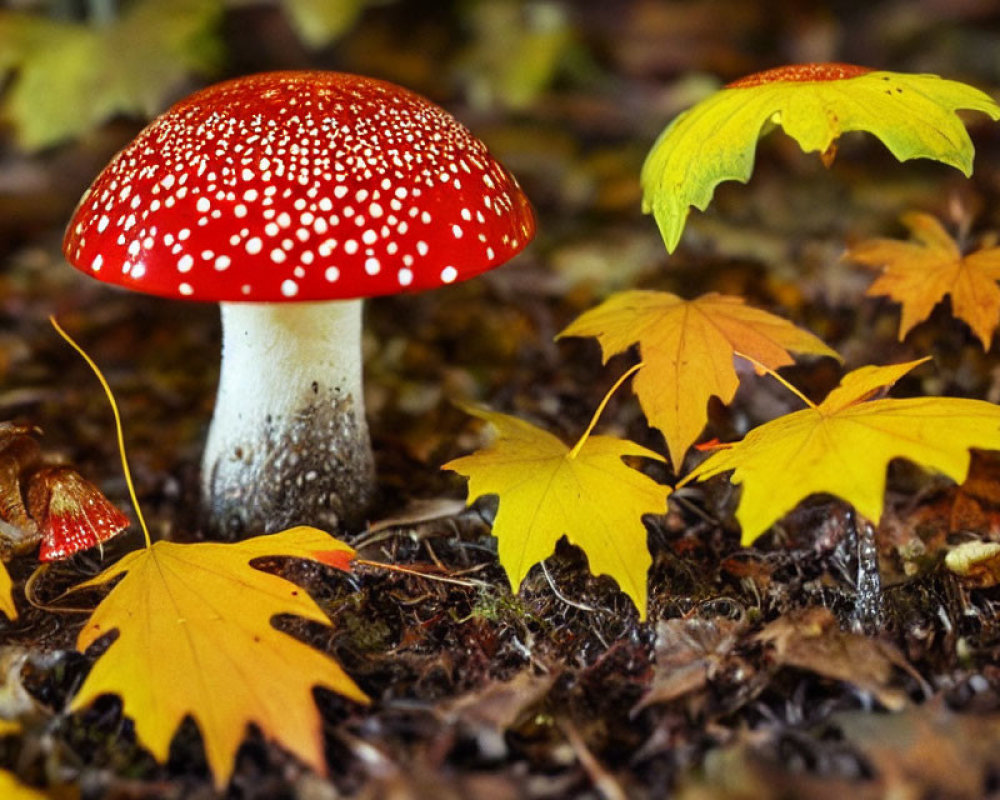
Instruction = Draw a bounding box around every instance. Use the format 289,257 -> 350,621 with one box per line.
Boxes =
63,71 -> 536,302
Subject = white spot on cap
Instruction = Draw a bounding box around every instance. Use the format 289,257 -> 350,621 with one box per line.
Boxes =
177,254 -> 194,272
91,254 -> 103,272
417,241 -> 429,256
441,266 -> 458,283
281,279 -> 298,297
344,239 -> 359,255
452,224 -> 463,238
398,268 -> 413,286
246,236 -> 263,255
325,266 -> 340,282
179,282 -> 194,296
365,257 -> 380,274
215,255 -> 231,270
196,197 -> 211,213
270,248 -> 286,263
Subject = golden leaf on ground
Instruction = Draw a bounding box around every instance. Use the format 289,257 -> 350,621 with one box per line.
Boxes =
847,211 -> 1000,349
71,526 -> 368,789
686,359 -> 1000,544
559,290 -> 838,470
444,406 -> 670,619
0,770 -> 47,800
0,562 -> 15,621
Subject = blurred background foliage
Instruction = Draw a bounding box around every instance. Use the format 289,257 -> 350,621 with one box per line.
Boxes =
3,0 -> 1000,273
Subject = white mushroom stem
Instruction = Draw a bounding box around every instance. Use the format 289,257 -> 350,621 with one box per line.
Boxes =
202,299 -> 375,537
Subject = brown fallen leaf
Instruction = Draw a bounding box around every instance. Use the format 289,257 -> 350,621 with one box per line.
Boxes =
950,450 -> 1000,535
755,607 -> 913,710
833,699 -> 1000,800
634,615 -> 747,712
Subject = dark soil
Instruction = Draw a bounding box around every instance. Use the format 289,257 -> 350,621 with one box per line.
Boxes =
5,1 -> 1000,798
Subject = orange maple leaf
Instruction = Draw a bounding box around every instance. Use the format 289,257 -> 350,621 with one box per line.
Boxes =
71,526 -> 368,788
559,290 -> 839,470
847,211 -> 1000,349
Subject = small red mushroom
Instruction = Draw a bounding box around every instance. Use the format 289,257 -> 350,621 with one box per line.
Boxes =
63,71 -> 535,537
29,466 -> 130,562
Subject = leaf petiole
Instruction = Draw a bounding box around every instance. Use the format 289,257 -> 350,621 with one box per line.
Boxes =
568,362 -> 644,459
734,350 -> 817,410
50,316 -> 152,550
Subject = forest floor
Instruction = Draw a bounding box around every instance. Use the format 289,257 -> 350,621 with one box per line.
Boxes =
4,2 -> 1000,798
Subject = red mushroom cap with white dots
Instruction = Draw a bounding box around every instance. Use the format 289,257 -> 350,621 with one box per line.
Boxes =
63,71 -> 536,301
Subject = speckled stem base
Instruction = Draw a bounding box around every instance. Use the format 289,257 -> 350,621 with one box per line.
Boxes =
202,300 -> 375,538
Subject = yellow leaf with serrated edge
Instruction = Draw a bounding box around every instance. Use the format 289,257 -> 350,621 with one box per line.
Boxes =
687,359 -> 1000,545
0,769 -> 47,800
559,290 -> 839,471
444,407 -> 670,619
71,526 -> 368,789
847,211 -> 1000,349
642,63 -> 1000,252
0,561 -> 15,620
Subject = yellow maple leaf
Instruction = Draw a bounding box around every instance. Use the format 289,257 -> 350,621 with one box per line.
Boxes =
72,526 -> 368,789
846,211 -> 1000,349
559,290 -> 839,471
686,359 -> 1000,545
0,770 -> 47,800
642,63 -> 1000,252
0,561 -> 15,620
443,405 -> 670,619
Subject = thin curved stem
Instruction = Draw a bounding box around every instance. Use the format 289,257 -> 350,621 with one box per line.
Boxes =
50,316 -> 152,549
568,362 -> 644,459
733,350 -> 817,410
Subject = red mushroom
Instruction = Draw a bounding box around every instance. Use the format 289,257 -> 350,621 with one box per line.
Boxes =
63,71 -> 535,537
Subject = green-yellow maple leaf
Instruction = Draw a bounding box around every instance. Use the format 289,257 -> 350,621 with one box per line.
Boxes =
0,561 -> 15,620
281,0 -> 368,49
642,63 -> 1000,253
444,405 -> 670,619
559,290 -> 839,470
686,359 -> 1000,545
72,526 -> 368,789
0,0 -> 221,150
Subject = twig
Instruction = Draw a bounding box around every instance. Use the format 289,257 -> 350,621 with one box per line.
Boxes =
541,559 -> 599,613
